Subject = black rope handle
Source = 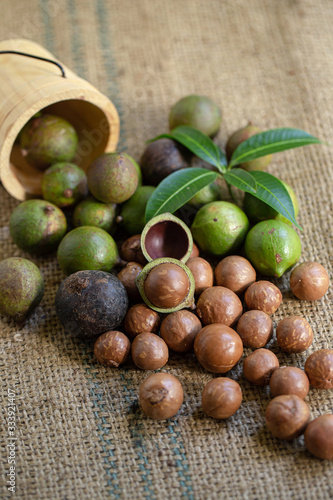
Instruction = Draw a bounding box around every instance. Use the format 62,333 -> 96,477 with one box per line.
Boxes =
0,50 -> 66,78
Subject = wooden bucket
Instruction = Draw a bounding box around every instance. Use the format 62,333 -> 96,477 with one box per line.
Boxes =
0,39 -> 120,200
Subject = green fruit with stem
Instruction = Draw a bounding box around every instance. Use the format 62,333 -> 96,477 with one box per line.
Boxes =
87,152 -> 139,203
119,186 -> 155,235
169,95 -> 221,137
243,181 -> 299,225
191,201 -> 250,256
0,257 -> 44,321
20,114 -> 78,170
245,219 -> 301,277
10,200 -> 67,255
42,162 -> 88,208
57,226 -> 119,275
73,197 -> 117,233
226,123 -> 272,171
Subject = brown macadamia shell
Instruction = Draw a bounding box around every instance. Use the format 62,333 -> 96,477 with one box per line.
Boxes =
236,310 -> 273,349
124,303 -> 160,340
117,262 -> 143,302
144,262 -> 190,309
196,286 -> 243,326
186,257 -> 214,296
305,349 -> 333,389
269,366 -> 310,399
94,331 -> 131,367
304,414 -> 333,460
160,310 -> 202,352
276,316 -> 313,353
243,348 -> 279,386
189,242 -> 200,259
202,377 -> 242,419
290,261 -> 329,301
194,324 -> 243,373
139,372 -> 184,420
265,395 -> 311,441
214,255 -> 256,294
131,332 -> 169,370
120,234 -> 147,266
244,281 -> 282,315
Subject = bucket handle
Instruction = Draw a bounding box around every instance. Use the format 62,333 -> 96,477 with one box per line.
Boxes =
0,50 -> 66,78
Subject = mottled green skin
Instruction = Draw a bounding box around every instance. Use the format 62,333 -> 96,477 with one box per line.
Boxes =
226,124 -> 272,171
245,220 -> 302,277
243,181 -> 299,226
0,257 -> 44,321
20,114 -> 78,170
169,95 -> 221,137
187,182 -> 220,207
120,186 -> 155,235
42,162 -> 88,208
73,198 -> 117,233
124,153 -> 142,188
10,200 -> 67,255
57,226 -> 119,275
87,153 -> 139,203
191,201 -> 250,256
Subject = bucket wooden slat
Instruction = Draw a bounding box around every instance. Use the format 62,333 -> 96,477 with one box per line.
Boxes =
0,39 -> 120,200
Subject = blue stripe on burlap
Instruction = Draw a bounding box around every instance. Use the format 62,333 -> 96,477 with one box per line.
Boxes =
67,0 -> 87,78
82,355 -> 121,498
39,0 -> 55,53
96,0 -> 126,152
168,423 -> 194,499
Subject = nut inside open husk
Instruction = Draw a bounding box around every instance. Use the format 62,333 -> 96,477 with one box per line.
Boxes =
135,257 -> 195,313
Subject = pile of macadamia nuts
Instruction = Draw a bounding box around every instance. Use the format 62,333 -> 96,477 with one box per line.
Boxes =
93,233 -> 332,461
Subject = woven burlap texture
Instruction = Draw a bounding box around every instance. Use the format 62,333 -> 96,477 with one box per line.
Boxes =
0,0 -> 332,499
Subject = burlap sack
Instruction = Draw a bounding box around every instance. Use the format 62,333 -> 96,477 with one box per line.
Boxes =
0,1 -> 332,498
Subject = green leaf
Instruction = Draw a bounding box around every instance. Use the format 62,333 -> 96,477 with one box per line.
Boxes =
145,168 -> 218,221
229,128 -> 323,167
249,171 -> 302,229
149,125 -> 227,174
223,168 -> 257,194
